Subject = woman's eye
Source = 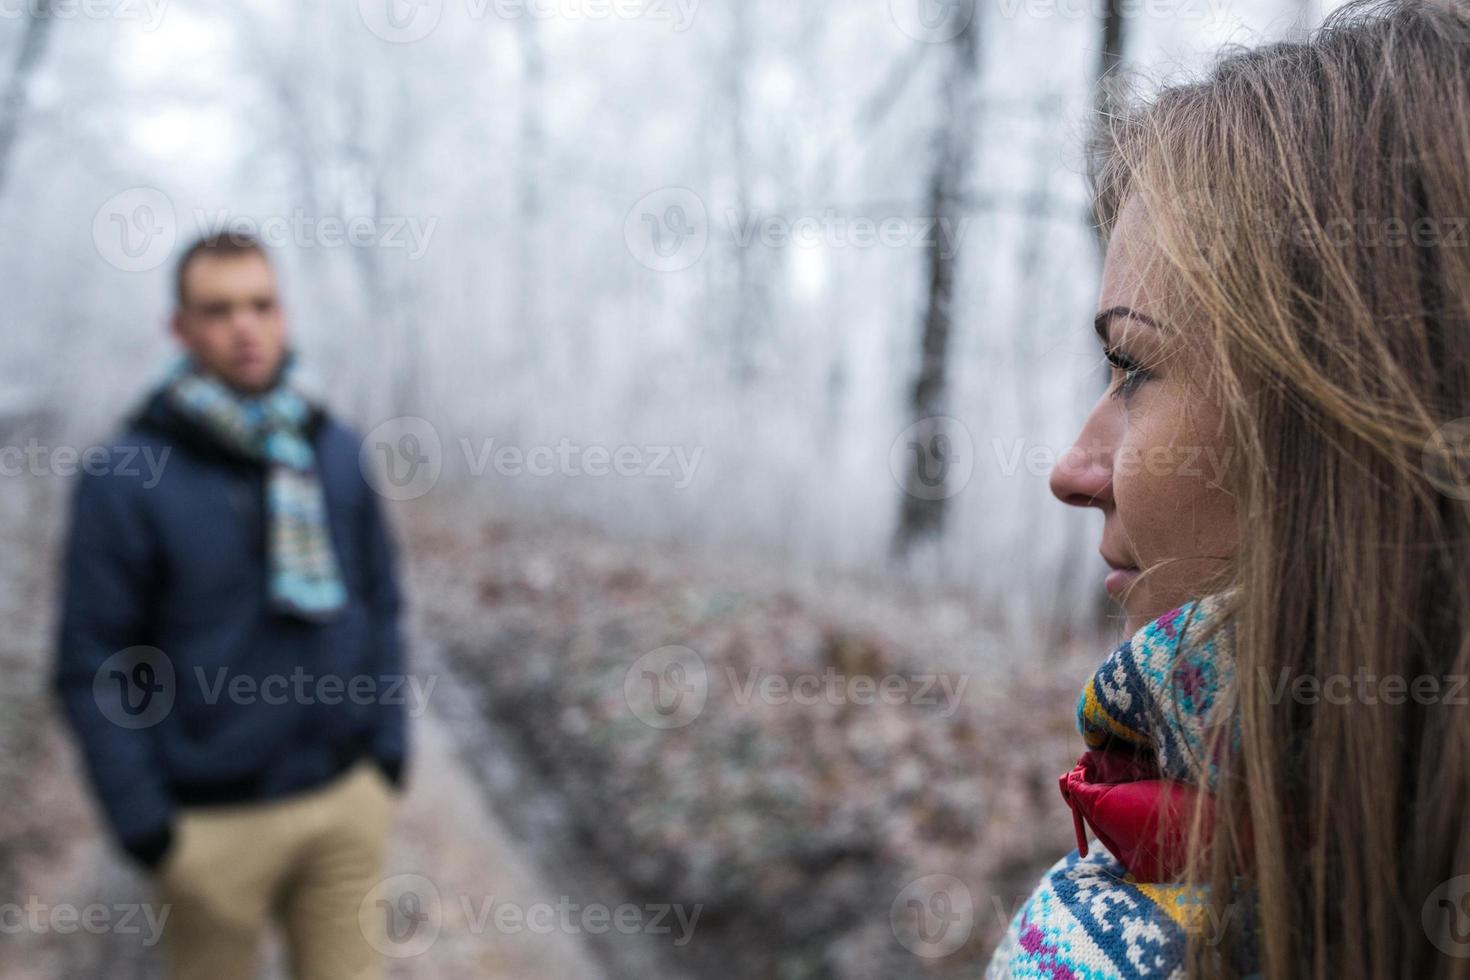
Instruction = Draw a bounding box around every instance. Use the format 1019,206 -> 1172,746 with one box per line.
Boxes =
1105,348 -> 1151,399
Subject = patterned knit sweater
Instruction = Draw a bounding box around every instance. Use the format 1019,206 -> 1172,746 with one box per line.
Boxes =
985,594 -> 1262,979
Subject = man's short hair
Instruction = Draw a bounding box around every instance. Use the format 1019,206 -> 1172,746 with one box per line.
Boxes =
175,233 -> 270,306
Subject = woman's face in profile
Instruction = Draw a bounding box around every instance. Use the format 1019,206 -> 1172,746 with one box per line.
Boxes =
1049,196 -> 1239,634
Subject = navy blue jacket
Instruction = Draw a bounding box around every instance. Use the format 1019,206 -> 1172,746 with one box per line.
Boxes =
53,391 -> 408,868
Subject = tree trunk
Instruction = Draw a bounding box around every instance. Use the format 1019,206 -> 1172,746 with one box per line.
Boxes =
1061,0 -> 1130,630
1090,0 -> 1127,251
892,21 -> 982,558
516,15 -> 545,363
726,0 -> 762,384
0,0 -> 56,194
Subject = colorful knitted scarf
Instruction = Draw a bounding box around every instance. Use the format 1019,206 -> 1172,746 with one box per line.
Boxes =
162,358 -> 348,622
986,592 -> 1262,979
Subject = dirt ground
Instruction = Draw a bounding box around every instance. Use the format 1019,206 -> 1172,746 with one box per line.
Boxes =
1,488 -> 1101,980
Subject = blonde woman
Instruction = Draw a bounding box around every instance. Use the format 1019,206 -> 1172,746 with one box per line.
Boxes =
989,1 -> 1470,977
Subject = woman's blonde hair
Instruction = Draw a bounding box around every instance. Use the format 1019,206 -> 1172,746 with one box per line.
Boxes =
1089,1 -> 1470,977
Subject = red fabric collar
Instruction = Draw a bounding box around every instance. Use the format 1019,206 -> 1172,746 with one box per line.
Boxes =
1057,745 -> 1214,883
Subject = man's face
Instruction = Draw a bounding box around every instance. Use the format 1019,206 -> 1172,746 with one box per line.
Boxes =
171,251 -> 288,394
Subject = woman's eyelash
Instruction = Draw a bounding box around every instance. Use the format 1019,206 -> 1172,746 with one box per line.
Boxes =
1104,347 -> 1151,397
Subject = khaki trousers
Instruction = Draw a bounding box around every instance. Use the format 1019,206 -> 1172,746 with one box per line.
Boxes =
155,760 -> 396,980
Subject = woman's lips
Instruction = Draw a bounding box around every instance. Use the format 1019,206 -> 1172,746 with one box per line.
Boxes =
1104,566 -> 1141,597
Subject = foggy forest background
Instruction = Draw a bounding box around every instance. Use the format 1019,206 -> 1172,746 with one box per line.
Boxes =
1,0 -> 1338,636
0,1 -> 1356,978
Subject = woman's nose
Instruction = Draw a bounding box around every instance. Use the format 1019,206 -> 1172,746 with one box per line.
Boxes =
1050,430 -> 1113,509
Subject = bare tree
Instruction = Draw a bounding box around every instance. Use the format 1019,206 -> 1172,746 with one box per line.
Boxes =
1090,0 -> 1128,252
1005,95 -> 1070,643
0,0 -> 56,194
1097,0 -> 1127,109
892,18 -> 983,558
1054,0 -> 1131,632
723,0 -> 770,384
516,14 -> 545,368
219,1 -> 432,421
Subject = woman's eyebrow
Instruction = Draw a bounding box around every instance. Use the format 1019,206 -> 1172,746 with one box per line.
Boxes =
1094,306 -> 1166,344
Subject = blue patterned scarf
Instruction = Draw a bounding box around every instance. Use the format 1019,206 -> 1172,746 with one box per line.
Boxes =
986,593 -> 1262,979
162,358 -> 348,622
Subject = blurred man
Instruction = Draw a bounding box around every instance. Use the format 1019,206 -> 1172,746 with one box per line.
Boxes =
53,233 -> 408,980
